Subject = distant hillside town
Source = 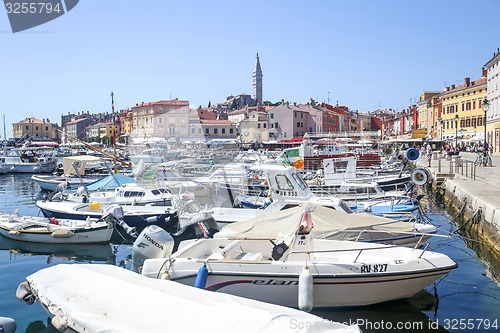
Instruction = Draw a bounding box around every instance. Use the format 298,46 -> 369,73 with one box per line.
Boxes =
8,50 -> 500,155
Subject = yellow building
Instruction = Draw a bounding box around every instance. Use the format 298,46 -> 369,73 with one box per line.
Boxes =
417,92 -> 441,138
440,76 -> 487,144
12,117 -> 57,139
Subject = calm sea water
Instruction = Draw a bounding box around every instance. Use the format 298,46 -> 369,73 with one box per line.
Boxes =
1,174 -> 499,333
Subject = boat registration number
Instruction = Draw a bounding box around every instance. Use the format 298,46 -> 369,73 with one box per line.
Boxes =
360,264 -> 388,273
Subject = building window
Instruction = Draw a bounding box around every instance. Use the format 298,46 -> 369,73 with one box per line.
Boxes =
214,128 -> 218,134
275,122 -> 278,128
263,123 -> 266,128
222,128 -> 226,134
229,128 -> 234,134
198,128 -> 202,134
257,123 -> 261,129
191,128 -> 195,133
270,113 -> 274,119
205,128 -> 209,134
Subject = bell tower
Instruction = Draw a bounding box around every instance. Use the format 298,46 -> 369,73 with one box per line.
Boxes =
253,53 -> 263,105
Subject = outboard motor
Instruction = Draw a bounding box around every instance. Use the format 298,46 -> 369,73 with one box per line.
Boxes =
171,212 -> 220,248
131,225 -> 174,273
75,185 -> 89,197
102,204 -> 138,238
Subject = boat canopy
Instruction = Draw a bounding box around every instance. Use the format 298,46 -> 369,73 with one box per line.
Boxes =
84,173 -> 136,191
62,155 -> 101,176
215,203 -> 415,241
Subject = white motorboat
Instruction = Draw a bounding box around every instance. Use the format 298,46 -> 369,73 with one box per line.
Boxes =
140,203 -> 457,308
16,264 -> 360,333
129,148 -> 166,166
57,183 -> 178,206
0,148 -> 56,173
0,207 -> 121,244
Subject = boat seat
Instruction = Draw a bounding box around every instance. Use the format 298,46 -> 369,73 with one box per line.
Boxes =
235,252 -> 263,261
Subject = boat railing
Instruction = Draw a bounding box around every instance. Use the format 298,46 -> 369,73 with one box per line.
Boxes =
283,234 -> 450,263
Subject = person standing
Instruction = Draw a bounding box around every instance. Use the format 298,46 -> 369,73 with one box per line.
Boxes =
426,143 -> 432,167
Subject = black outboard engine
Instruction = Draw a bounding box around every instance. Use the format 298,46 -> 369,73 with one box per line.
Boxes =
170,212 -> 220,251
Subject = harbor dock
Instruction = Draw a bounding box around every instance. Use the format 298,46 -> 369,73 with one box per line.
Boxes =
419,151 -> 500,255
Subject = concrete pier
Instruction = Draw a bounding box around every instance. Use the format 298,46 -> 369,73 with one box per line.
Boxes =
415,151 -> 500,254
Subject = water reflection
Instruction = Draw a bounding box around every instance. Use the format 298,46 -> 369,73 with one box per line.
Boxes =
0,238 -> 116,264
313,290 -> 447,333
24,319 -> 59,333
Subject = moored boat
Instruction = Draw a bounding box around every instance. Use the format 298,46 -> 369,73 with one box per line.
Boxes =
0,209 -> 119,244
140,203 -> 457,308
16,264 -> 361,332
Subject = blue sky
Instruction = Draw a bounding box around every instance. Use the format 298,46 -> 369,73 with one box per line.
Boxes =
1,0 -> 499,138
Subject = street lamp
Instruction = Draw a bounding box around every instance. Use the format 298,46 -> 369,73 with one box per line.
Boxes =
482,97 -> 489,154
454,114 -> 459,153
440,119 -> 444,151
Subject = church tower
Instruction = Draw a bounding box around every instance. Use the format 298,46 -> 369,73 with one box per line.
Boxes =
253,53 -> 263,105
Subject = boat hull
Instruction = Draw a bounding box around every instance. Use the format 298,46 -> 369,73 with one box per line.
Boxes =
166,262 -> 456,308
0,224 -> 113,244
36,200 -> 178,233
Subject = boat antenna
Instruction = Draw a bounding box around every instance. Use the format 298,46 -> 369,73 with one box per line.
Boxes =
3,114 -> 6,145
111,91 -> 118,174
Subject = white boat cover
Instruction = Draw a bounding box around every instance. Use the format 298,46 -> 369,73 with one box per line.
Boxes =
215,203 -> 416,241
27,264 -> 359,333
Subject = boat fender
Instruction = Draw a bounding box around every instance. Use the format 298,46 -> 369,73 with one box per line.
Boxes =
194,264 -> 208,289
298,266 -> 314,312
33,166 -> 40,173
89,201 -> 101,210
51,229 -> 74,238
16,281 -> 35,305
51,314 -> 69,332
144,215 -> 160,223
8,230 -> 21,236
10,167 -> 16,173
161,271 -> 171,280
0,317 -> 16,333
49,217 -> 59,225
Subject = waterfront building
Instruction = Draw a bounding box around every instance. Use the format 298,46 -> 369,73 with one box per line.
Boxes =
238,110 -> 269,143
484,49 -> 500,154
130,99 -> 189,140
440,76 -> 487,144
417,92 -> 441,139
12,117 -> 59,143
197,119 -> 237,141
65,117 -> 94,141
267,103 -> 308,140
